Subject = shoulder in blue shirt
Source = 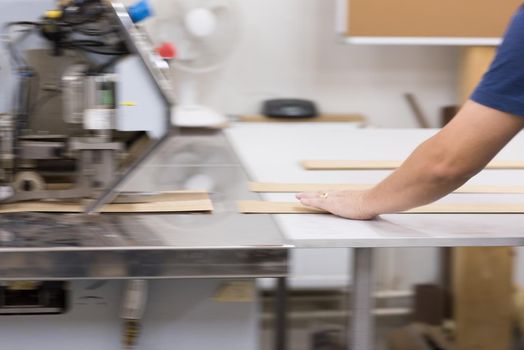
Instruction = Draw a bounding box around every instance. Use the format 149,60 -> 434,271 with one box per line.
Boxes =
472,5 -> 524,117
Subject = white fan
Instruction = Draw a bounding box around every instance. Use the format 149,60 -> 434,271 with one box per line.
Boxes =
150,0 -> 241,127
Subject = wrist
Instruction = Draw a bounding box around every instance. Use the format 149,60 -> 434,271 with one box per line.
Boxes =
356,190 -> 378,220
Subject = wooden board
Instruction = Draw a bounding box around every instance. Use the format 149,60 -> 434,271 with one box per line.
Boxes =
238,114 -> 366,123
459,47 -> 496,103
453,247 -> 513,350
113,191 -> 208,203
248,182 -> 524,194
301,160 -> 524,170
0,191 -> 213,213
237,200 -> 524,214
347,0 -> 521,38
249,182 -> 371,192
453,46 -> 513,350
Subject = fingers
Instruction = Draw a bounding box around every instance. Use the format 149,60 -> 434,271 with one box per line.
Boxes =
296,190 -> 373,220
296,191 -> 330,210
299,196 -> 323,209
296,191 -> 324,200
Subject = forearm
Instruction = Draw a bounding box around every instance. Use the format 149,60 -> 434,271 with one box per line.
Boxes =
297,101 -> 524,220
360,141 -> 473,217
360,101 -> 524,217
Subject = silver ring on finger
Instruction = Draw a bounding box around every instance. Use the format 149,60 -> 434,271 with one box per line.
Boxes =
319,191 -> 329,199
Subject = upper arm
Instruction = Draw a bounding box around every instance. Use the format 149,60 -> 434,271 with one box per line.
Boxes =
429,5 -> 524,175
428,100 -> 524,176
471,5 -> 524,116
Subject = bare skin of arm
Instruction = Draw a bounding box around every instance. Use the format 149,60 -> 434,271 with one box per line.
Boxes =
296,100 -> 524,220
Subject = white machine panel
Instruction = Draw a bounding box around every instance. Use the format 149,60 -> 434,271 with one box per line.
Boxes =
115,56 -> 168,139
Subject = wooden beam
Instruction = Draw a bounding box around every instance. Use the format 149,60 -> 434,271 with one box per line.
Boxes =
459,47 -> 496,103
248,181 -> 524,194
453,247 -> 513,350
453,45 -> 513,350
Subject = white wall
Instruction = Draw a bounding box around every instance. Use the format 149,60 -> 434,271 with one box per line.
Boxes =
201,0 -> 461,128
144,0 -> 470,291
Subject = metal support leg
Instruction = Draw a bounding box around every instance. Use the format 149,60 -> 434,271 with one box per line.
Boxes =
349,248 -> 374,350
274,277 -> 288,350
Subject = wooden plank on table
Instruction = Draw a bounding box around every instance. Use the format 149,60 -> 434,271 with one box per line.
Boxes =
0,191 -> 213,213
249,182 -> 371,192
99,198 -> 213,213
113,190 -> 209,203
0,201 -> 84,213
238,114 -> 366,123
237,200 -> 524,214
301,159 -> 524,170
248,182 -> 524,194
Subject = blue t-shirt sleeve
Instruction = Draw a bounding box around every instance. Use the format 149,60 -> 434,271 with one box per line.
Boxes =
471,5 -> 524,117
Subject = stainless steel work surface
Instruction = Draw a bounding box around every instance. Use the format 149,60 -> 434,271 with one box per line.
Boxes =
226,124 -> 524,248
0,130 -> 288,280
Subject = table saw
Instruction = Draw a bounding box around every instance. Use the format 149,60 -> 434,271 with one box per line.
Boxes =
0,1 -> 287,349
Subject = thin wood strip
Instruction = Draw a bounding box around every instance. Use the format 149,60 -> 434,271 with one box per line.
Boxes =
237,200 -> 524,214
114,190 -> 209,203
249,182 -> 371,192
301,160 -> 524,170
248,182 -> 524,194
43,186 -> 209,202
0,202 -> 84,213
0,192 -> 213,213
99,199 -> 213,213
239,114 -> 366,123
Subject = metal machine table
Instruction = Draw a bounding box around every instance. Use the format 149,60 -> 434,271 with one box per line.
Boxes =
0,129 -> 289,280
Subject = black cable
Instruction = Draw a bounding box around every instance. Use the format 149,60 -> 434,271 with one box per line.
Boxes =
66,40 -> 128,56
4,21 -> 40,28
67,39 -> 105,47
71,45 -> 127,56
74,25 -> 119,37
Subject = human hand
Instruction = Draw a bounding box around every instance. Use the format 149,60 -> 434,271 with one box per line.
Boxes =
296,190 -> 376,220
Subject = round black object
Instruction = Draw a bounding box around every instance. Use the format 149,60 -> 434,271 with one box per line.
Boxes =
262,99 -> 319,119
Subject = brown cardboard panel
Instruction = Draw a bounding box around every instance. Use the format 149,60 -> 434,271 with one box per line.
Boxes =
347,0 -> 522,38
